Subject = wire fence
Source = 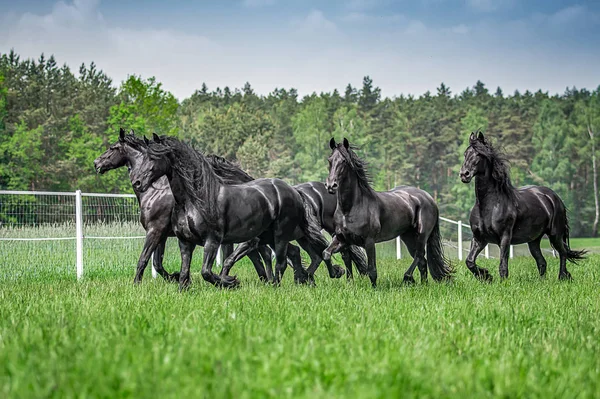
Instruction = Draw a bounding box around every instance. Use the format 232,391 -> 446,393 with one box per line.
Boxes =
1,189 -> 546,280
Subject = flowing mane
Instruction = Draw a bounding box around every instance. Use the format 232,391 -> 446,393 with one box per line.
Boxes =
206,154 -> 254,184
335,144 -> 374,195
469,132 -> 517,203
146,136 -> 223,228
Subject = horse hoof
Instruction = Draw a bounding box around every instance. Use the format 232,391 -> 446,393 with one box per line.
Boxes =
559,272 -> 573,281
218,275 -> 240,289
168,272 -> 180,283
403,275 -> 416,285
178,281 -> 191,292
476,269 -> 493,283
330,265 -> 345,279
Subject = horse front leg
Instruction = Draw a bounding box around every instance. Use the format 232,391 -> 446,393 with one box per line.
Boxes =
322,235 -> 347,261
178,240 -> 196,291
498,233 -> 512,280
133,229 -> 164,284
465,237 -> 492,282
364,238 -> 377,288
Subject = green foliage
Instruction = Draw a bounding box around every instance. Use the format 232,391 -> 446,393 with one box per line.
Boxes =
1,51 -> 600,235
0,121 -> 43,189
107,75 -> 179,139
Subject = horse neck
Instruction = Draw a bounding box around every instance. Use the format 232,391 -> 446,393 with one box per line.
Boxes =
337,171 -> 372,214
474,163 -> 510,207
169,152 -> 222,210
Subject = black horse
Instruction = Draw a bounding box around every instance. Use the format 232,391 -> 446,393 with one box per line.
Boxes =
323,138 -> 453,287
294,182 -> 368,279
93,129 -> 272,283
130,134 -> 331,289
459,131 -> 586,281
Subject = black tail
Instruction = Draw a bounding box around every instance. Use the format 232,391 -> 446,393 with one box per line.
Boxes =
297,191 -> 329,253
348,245 -> 369,275
562,211 -> 587,264
426,220 -> 454,281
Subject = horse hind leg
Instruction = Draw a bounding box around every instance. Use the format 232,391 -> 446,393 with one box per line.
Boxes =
400,233 -> 427,284
527,237 -> 547,278
548,234 -> 572,280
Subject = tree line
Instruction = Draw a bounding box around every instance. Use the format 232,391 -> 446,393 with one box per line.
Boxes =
1,50 -> 599,236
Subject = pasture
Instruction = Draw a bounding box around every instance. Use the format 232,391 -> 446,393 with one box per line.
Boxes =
1,233 -> 599,398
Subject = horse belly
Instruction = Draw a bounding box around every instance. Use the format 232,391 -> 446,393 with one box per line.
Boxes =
511,215 -> 548,244
223,197 -> 274,243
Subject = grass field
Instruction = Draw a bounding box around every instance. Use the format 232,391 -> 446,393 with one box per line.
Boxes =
1,233 -> 600,398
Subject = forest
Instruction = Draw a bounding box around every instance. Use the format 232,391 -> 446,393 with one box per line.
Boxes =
1,50 -> 599,236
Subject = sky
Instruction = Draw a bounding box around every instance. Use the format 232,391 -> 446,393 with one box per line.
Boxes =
0,0 -> 598,99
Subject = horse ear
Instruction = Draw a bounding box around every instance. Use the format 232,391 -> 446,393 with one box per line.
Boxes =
129,129 -> 135,135
329,137 -> 336,150
477,131 -> 485,142
343,138 -> 350,149
469,132 -> 476,141
152,133 -> 161,143
119,128 -> 125,141
143,136 -> 150,145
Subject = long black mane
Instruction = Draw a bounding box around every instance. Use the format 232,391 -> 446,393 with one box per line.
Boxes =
206,154 -> 254,184
120,132 -> 146,151
335,144 -> 374,195
146,136 -> 223,228
469,133 -> 517,203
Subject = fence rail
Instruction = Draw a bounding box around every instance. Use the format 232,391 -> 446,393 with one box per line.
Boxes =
2,189 -> 531,280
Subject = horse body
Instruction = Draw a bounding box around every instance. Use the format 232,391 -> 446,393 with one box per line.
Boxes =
93,129 -> 271,283
324,138 -> 453,287
295,181 -> 369,278
460,131 -> 585,281
132,135 -> 330,289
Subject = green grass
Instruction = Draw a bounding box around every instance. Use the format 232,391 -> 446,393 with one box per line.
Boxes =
1,233 -> 600,398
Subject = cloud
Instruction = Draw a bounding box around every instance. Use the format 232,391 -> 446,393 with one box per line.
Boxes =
466,0 -> 512,12
1,0 -> 219,96
1,0 -> 598,100
450,24 -> 470,34
340,12 -> 406,24
546,5 -> 587,26
346,0 -> 392,11
405,20 -> 427,34
242,0 -> 276,8
293,9 -> 338,35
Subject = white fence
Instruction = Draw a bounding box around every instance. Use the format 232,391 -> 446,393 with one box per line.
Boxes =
2,189 -> 533,280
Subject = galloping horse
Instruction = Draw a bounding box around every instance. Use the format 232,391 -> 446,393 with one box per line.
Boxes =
459,131 -> 586,281
130,135 -> 331,289
93,129 -> 272,283
323,138 -> 453,287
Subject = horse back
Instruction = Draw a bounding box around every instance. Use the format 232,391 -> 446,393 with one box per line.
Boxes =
513,185 -> 567,240
294,182 -> 336,233
374,186 -> 438,240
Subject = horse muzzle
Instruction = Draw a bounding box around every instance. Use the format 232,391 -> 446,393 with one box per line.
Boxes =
459,170 -> 472,183
325,181 -> 338,194
93,160 -> 106,174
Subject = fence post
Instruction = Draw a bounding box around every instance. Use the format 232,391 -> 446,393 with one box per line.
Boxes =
457,220 -> 463,261
509,245 -> 514,259
150,253 -> 157,278
484,245 -> 489,259
396,236 -> 402,259
75,190 -> 83,280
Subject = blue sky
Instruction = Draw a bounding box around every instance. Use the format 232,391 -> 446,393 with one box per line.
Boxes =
0,0 -> 598,99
